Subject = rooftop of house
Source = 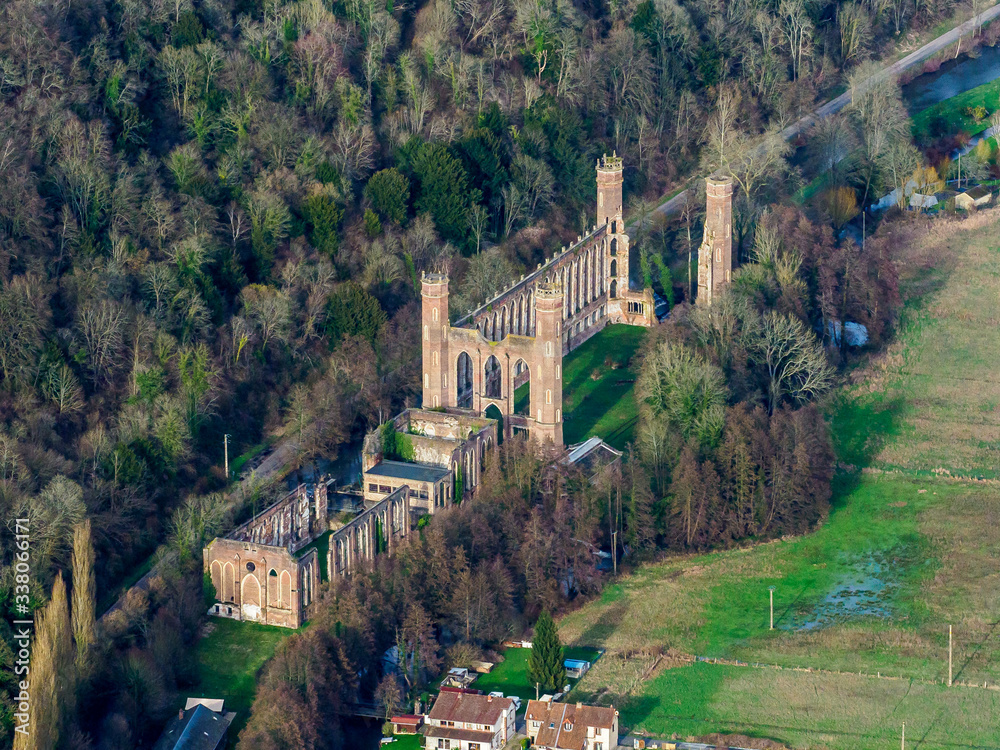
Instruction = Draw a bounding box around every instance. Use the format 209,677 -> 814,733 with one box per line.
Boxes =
364,460 -> 451,484
428,691 -> 513,727
152,704 -> 234,750
424,725 -> 496,743
526,701 -> 617,750
391,715 -> 423,726
961,185 -> 992,199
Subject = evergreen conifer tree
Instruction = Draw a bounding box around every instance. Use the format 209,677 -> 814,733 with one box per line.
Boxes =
528,611 -> 565,692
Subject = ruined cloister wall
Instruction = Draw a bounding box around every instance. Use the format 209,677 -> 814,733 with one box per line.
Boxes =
330,486 -> 410,578
227,482 -> 328,554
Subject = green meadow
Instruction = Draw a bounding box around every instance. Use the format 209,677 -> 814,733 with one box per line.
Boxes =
561,211 -> 1000,748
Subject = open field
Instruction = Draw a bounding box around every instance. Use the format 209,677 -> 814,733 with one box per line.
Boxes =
562,210 -> 1000,747
833,210 -> 1000,477
559,324 -> 648,449
188,618 -> 296,742
620,662 -> 1000,748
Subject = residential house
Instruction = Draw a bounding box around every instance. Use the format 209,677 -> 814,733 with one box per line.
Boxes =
956,186 -> 993,210
152,702 -> 235,750
526,700 -> 618,750
424,692 -> 516,750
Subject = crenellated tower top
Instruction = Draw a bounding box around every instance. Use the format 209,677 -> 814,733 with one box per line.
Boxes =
596,153 -> 624,228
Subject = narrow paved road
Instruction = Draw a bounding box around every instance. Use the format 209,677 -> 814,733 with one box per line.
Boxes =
642,2 -> 1000,224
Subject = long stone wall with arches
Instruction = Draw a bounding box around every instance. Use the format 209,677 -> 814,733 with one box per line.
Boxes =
330,485 -> 410,578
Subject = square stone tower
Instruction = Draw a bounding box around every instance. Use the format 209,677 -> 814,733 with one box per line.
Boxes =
697,175 -> 734,305
421,272 -> 449,408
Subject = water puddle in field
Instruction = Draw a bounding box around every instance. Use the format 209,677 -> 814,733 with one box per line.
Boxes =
786,558 -> 897,631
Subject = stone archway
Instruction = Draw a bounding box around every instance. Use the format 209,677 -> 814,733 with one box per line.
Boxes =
223,562 -> 236,602
241,574 -> 262,621
513,358 -> 530,416
485,403 -> 504,445
457,351 -> 473,408
280,570 -> 292,608
484,355 -> 502,399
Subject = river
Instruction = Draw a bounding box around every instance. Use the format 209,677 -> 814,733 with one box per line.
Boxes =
902,43 -> 1000,113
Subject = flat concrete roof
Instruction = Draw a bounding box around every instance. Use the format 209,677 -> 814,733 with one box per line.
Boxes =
365,460 -> 450,483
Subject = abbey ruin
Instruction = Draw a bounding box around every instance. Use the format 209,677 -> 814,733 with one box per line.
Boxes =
202,161 -> 734,628
420,154 -> 655,448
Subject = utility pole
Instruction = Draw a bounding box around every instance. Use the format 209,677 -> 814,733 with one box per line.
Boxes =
612,531 -> 617,576
224,434 -> 230,479
901,722 -> 905,750
536,683 -> 540,701
769,586 -> 776,630
948,625 -> 953,686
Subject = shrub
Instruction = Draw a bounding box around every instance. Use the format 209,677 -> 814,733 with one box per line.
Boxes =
965,105 -> 989,123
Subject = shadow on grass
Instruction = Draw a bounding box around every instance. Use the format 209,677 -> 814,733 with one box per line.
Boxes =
575,599 -> 629,648
827,392 -> 908,474
952,618 -> 1000,684
561,325 -> 646,447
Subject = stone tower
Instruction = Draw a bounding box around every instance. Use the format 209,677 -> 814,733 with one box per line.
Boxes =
597,153 -> 631,309
596,153 -> 624,229
421,272 -> 449,408
697,175 -> 734,305
531,282 -> 564,447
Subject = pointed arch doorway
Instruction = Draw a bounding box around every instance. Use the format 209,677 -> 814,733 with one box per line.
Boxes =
484,403 -> 504,445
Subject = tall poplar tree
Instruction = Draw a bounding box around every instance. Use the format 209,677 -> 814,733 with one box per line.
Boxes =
528,611 -> 565,692
72,520 -> 96,677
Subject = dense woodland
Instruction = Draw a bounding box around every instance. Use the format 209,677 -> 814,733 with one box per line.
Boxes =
0,0 -> 984,744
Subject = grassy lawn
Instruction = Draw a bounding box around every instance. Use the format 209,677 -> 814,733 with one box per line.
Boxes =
560,324 -> 648,450
559,210 -> 1000,748
832,212 -> 1000,477
188,618 -> 297,743
912,77 -> 1000,144
471,647 -> 604,702
381,735 -> 423,750
296,530 -> 332,582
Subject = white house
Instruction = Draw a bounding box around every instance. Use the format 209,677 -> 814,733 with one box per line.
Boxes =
526,700 -> 618,750
956,186 -> 993,210
424,692 -> 516,750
